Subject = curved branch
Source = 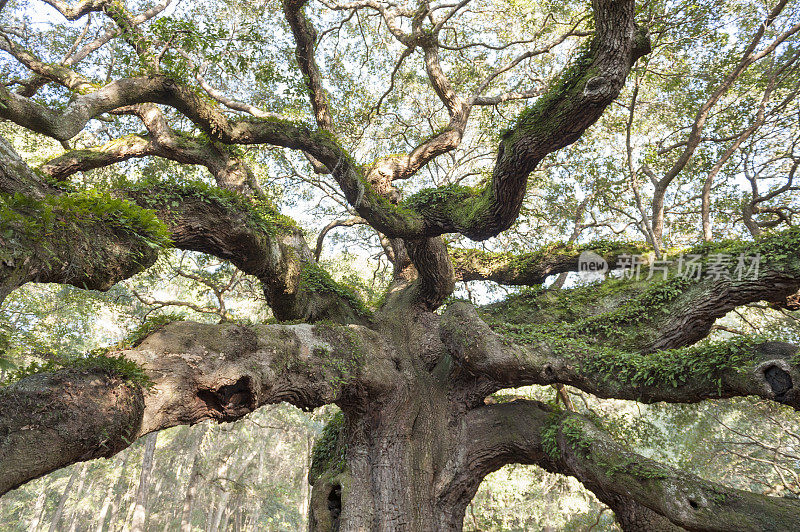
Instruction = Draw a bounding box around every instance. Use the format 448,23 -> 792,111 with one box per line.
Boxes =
41,103 -> 263,196
315,217 -> 368,260
123,183 -> 371,323
397,0 -> 650,240
450,401 -> 800,531
1,137 -> 368,323
284,0 -> 334,131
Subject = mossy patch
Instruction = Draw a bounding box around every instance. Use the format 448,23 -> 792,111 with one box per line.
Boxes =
309,410 -> 346,483
0,351 -> 153,389
300,262 -> 372,318
128,176 -> 297,236
0,189 -> 172,250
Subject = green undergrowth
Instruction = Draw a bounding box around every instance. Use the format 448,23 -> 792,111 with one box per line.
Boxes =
123,313 -> 185,347
482,274 -> 688,335
404,183 -> 481,211
541,411 -> 594,462
127,176 -> 297,236
0,189 -> 171,249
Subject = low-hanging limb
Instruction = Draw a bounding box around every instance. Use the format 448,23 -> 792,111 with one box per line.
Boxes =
0,137 -> 165,305
447,400 -> 800,531
0,319 -> 397,496
440,229 -> 800,408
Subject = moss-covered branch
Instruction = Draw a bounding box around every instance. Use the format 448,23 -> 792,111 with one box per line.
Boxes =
457,401 -> 800,531
443,301 -> 800,409
451,240 -> 649,286
479,229 -> 800,351
441,228 -> 800,408
0,319 -> 396,496
1,136 -> 369,323
381,0 -> 650,241
0,185 -> 167,304
122,177 -> 371,323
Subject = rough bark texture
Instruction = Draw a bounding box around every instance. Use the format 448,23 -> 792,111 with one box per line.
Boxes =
0,370 -> 143,495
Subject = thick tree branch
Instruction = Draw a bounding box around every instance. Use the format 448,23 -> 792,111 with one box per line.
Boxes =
284,0 -> 335,131
39,0 -> 106,20
0,320 -> 397,496
442,229 -> 800,406
453,401 -> 800,531
400,0 -> 650,240
0,138 -> 163,305
1,138 -> 368,323
451,241 -> 648,285
126,185 -> 370,323
442,301 -> 800,409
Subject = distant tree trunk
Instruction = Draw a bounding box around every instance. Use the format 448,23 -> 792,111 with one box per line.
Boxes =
66,464 -> 90,532
204,492 -> 217,532
67,478 -> 91,532
208,488 -> 232,532
48,463 -> 84,532
28,489 -> 47,532
180,425 -> 209,532
131,432 -> 158,532
98,449 -> 132,532
299,434 -> 312,522
209,451 -> 256,532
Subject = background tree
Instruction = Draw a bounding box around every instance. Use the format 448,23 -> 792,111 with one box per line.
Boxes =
1,0 -> 800,530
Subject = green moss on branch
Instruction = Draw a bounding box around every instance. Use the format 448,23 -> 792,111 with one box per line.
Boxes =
129,176 -> 296,236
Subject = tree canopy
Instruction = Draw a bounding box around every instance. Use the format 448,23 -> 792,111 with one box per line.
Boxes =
1,0 -> 800,530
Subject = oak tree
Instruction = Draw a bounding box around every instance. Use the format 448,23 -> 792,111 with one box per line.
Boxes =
1,0 -> 800,530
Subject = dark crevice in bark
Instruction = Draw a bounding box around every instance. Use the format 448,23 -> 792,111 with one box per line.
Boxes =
764,365 -> 793,401
196,376 -> 256,422
327,484 -> 342,532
